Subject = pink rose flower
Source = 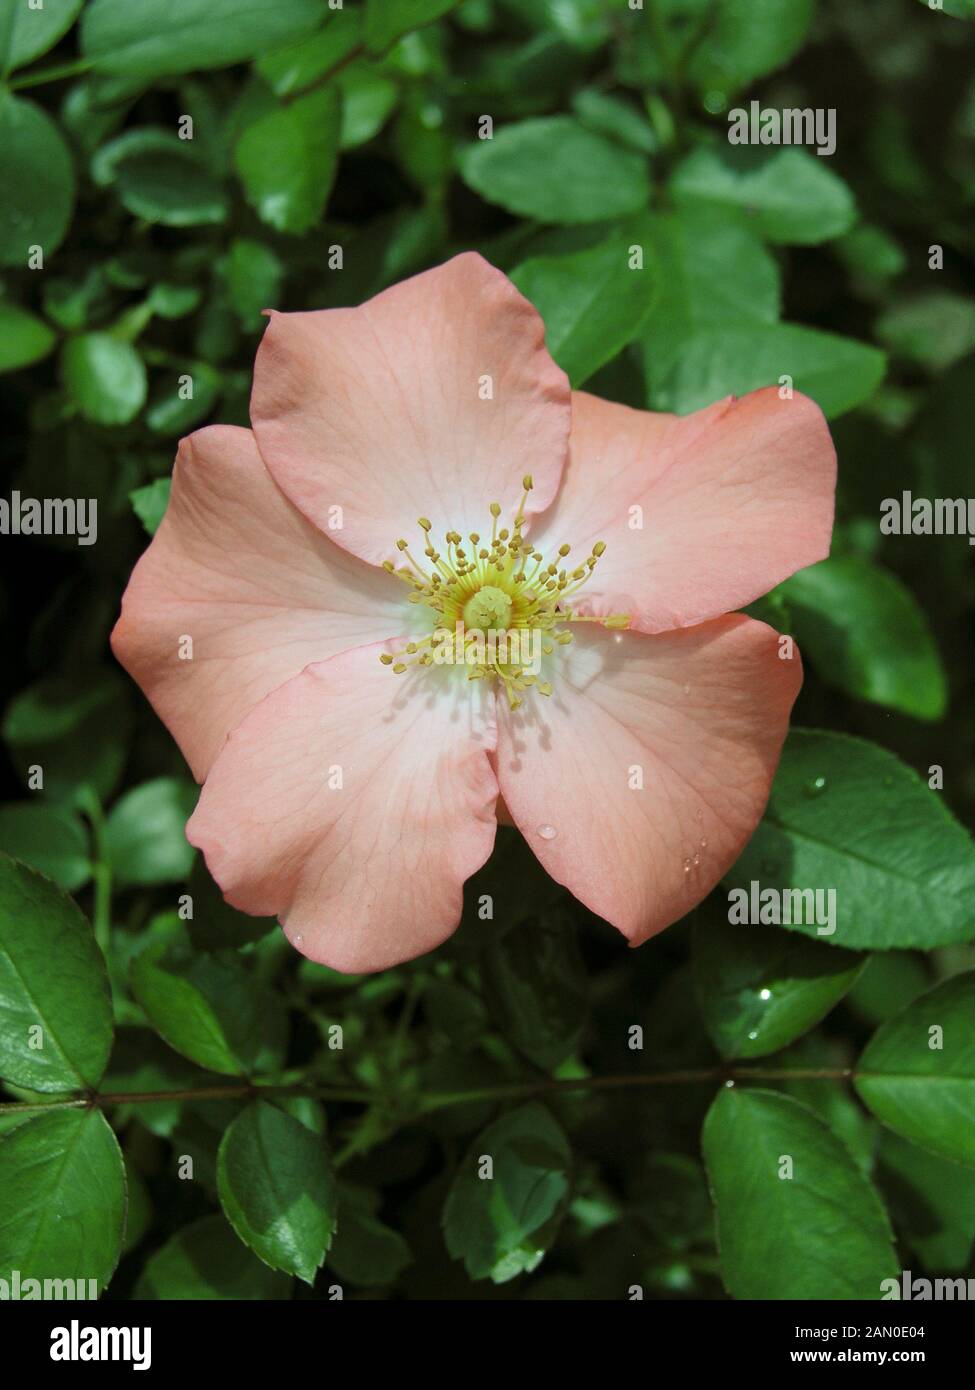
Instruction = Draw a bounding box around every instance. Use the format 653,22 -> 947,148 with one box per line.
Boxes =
112,253 -> 835,973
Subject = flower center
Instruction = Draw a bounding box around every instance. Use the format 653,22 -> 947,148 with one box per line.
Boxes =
378,476 -> 629,708
462,585 -> 512,630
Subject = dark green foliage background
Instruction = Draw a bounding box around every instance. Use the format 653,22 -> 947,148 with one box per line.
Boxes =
1,0 -> 974,1301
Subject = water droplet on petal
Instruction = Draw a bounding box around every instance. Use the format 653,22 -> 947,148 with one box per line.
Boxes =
537,824 -> 557,840
699,837 -> 708,849
695,809 -> 704,821
293,933 -> 303,947
682,683 -> 691,695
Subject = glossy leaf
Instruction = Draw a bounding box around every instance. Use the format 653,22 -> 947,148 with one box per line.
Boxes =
511,226 -> 656,386
460,116 -> 649,224
234,87 -> 341,235
129,920 -> 286,1076
82,0 -> 327,80
0,92 -> 75,267
855,973 -> 975,1167
703,1087 -> 898,1299
217,1100 -> 338,1284
725,730 -> 975,950
0,854 -> 112,1092
443,1103 -> 571,1283
671,144 -> 856,245
0,1109 -> 126,1292
778,556 -> 947,721
693,906 -> 864,1059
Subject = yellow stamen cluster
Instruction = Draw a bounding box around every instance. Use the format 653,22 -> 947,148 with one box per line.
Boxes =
379,478 -> 630,707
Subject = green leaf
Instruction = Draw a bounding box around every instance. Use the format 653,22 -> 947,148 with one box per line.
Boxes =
0,91 -> 75,267
702,1087 -> 898,1298
571,88 -> 657,153
129,920 -> 286,1076
773,1036 -> 879,1175
327,1184 -> 412,1286
855,973 -> 975,1167
129,478 -> 171,536
92,128 -> 228,227
105,777 -> 196,887
442,1102 -> 571,1283
0,1109 -> 125,1293
223,239 -> 284,326
146,282 -> 201,319
724,730 -> 975,950
1,0 -> 84,72
639,205 -> 780,401
122,1154 -> 152,1254
692,906 -> 864,1059
135,1214 -> 292,1298
0,854 -> 112,1091
460,116 -> 649,225
217,1100 -> 338,1284
670,144 -> 856,246
878,1131 -> 975,1271
81,0 -> 328,81
145,363 -> 222,436
256,9 -> 362,97
778,556 -> 947,721
2,669 -> 134,805
847,952 -> 931,1027
364,0 -> 459,53
234,86 -> 341,234
686,0 -> 816,94
0,303 -> 56,373
648,321 -> 885,419
511,226 -> 656,386
875,292 -> 975,373
61,333 -> 147,426
339,62 -> 399,150
0,802 -> 89,890
834,224 -> 907,284
481,913 -> 588,1071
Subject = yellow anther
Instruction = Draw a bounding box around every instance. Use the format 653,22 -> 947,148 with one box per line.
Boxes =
523,474 -> 533,491
379,494 -> 619,703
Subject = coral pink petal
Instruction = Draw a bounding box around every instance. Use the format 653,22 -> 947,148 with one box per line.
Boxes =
250,252 -> 570,566
186,647 -> 499,974
495,617 -> 801,945
110,426 -> 405,782
530,388 -> 836,633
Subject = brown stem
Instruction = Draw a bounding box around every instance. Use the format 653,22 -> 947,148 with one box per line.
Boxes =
0,1066 -> 854,1119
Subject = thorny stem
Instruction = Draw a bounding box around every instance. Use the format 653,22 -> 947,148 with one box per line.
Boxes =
0,1066 -> 857,1119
